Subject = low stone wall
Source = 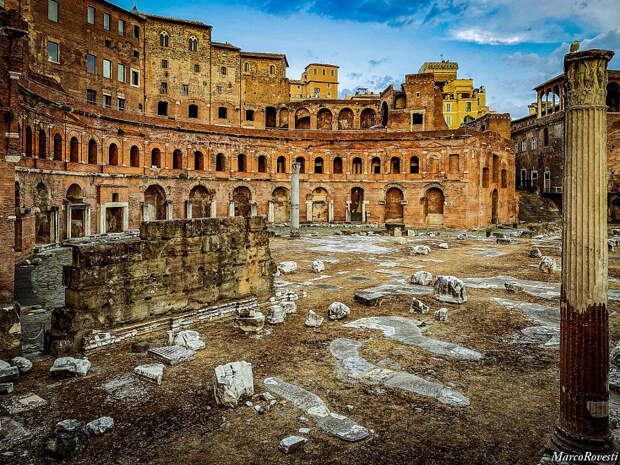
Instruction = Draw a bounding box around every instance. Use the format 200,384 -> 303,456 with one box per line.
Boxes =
49,216 -> 275,353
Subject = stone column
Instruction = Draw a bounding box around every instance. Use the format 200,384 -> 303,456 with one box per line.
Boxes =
185,200 -> 193,219
345,201 -> 351,222
537,92 -> 542,119
328,200 -> 334,222
290,162 -> 300,238
85,206 -> 91,236
210,201 -> 217,218
268,200 -> 275,223
362,201 -> 369,223
549,48 -> 615,455
66,205 -> 73,240
165,201 -> 173,220
306,200 -> 313,222
250,202 -> 257,217
228,201 -> 235,217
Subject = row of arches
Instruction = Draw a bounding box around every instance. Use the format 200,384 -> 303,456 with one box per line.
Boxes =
293,107 -> 377,130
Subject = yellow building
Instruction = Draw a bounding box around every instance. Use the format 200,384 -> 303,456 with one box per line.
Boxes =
289,64 -> 338,100
419,61 -> 490,129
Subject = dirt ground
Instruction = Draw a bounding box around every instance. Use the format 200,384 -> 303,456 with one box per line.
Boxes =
3,228 -> 620,465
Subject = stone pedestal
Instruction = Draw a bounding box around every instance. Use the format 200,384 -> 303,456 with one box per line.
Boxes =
290,162 -> 300,237
549,48 -> 615,455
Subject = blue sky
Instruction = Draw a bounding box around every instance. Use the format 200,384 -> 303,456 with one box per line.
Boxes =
131,0 -> 619,119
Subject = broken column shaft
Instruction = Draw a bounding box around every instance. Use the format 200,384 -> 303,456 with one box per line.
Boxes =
551,48 -> 615,453
290,162 -> 300,238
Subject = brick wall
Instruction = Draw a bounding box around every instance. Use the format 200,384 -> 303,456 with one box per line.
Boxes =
51,216 -> 274,351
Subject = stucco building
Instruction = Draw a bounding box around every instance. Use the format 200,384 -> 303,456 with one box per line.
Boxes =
0,0 -> 517,303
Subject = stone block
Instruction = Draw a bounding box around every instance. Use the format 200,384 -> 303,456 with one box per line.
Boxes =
134,363 -> 164,385
328,302 -> 350,320
410,271 -> 432,286
538,256 -> 556,273
410,298 -> 429,314
434,308 -> 448,322
0,382 -> 13,394
278,261 -> 298,274
45,419 -> 89,460
267,305 -> 286,324
11,356 -> 32,375
173,330 -> 205,351
148,346 -> 195,366
213,361 -> 254,408
305,310 -> 324,327
354,292 -> 384,307
279,435 -> 307,453
409,245 -> 431,255
86,417 -> 115,436
0,360 -> 19,382
50,357 -> 91,377
433,276 -> 467,304
281,301 -> 297,314
312,260 -> 325,273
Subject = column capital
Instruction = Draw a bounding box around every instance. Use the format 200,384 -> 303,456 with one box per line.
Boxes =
564,49 -> 615,108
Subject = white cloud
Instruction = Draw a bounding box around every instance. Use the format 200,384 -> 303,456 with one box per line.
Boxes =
452,28 -> 526,45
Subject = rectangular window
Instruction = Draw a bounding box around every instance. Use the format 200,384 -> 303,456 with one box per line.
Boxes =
194,64 -> 200,72
322,69 -> 326,75
105,39 -> 111,48
47,41 -> 59,63
446,102 -> 452,112
466,102 -> 472,112
118,63 -> 125,82
103,94 -> 111,108
216,86 -> 222,94
86,89 -> 96,104
445,115 -> 452,126
103,13 -> 110,30
133,50 -> 139,58
131,69 -> 139,87
314,68 -> 317,74
117,97 -> 125,111
86,54 -> 96,74
48,0 -> 58,22
161,59 -> 168,68
244,62 -> 249,72
245,109 -> 254,121
515,142 -> 519,153
221,66 -> 227,75
118,19 -> 125,36
182,84 -> 189,96
133,25 -> 139,40
160,82 -> 167,94
331,69 -> 334,76
521,139 -> 527,152
102,59 -> 111,78
327,83 -> 331,88
532,136 -> 537,150
222,50 -> 227,56
87,6 -> 95,24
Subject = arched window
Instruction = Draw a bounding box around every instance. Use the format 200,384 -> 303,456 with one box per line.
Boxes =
216,153 -> 224,171
352,157 -> 362,174
160,31 -> 169,47
53,133 -> 62,160
315,157 -> 324,174
371,157 -> 381,174
237,154 -> 247,172
277,156 -> 286,173
410,156 -> 419,174
188,36 -> 198,51
295,156 -> 305,173
130,145 -> 140,167
390,156 -> 400,174
188,104 -> 198,118
38,129 -> 47,159
194,151 -> 204,171
332,157 -> 342,174
151,148 -> 161,168
70,137 -> 79,162
269,65 -> 275,74
25,126 -> 33,156
108,143 -> 119,166
88,139 -> 97,164
257,155 -> 266,173
218,107 -> 227,119
173,149 -> 183,169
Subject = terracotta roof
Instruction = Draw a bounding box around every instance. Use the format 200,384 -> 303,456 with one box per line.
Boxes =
143,14 -> 211,29
211,41 -> 240,51
240,51 -> 288,67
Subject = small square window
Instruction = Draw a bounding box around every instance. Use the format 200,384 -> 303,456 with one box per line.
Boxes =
48,0 -> 58,22
103,13 -> 110,30
133,50 -> 139,58
222,50 -> 227,56
102,59 -> 111,78
105,39 -> 111,48
117,97 -> 125,111
103,94 -> 112,108
216,86 -> 222,94
47,41 -> 59,63
245,109 -> 254,121
87,6 -> 95,24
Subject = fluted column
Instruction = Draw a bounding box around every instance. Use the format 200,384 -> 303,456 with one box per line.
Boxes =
290,162 -> 300,238
550,48 -> 615,454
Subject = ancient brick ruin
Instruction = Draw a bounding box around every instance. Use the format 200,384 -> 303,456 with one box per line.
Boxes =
46,216 -> 274,353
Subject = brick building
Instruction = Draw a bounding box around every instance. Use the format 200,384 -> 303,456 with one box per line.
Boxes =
0,0 -> 517,303
510,71 -> 620,218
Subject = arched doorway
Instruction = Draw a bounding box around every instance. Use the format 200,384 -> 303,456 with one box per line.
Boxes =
351,187 -> 364,222
317,108 -> 333,130
190,185 -> 213,218
272,187 -> 290,223
295,156 -> 305,174
384,187 -> 404,223
425,187 -> 444,225
173,149 -> 183,169
360,108 -> 376,129
67,184 -> 86,238
108,143 -> 119,166
144,185 -> 166,220
70,137 -> 79,162
265,107 -> 277,128
295,108 -> 310,129
338,108 -> 353,130
53,133 -> 62,160
491,189 -> 498,224
34,182 -> 52,244
88,139 -> 97,164
233,186 -> 252,217
311,187 -> 328,222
